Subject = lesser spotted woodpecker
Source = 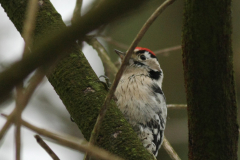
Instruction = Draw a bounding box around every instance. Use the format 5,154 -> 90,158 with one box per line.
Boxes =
114,47 -> 167,157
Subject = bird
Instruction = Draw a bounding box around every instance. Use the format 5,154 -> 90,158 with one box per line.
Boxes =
114,47 -> 167,157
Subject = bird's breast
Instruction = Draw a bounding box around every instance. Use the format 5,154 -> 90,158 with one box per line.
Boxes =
115,74 -> 166,126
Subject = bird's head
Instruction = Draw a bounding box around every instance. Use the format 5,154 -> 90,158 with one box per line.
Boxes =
115,47 -> 161,73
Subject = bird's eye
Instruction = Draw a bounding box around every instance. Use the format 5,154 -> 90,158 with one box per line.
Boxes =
140,55 -> 146,60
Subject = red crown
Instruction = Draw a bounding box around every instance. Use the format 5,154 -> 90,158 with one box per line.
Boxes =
135,47 -> 156,56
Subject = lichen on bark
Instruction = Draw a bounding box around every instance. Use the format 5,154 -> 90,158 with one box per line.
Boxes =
0,0 -> 153,159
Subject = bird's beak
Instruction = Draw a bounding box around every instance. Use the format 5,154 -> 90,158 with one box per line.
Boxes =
114,49 -> 126,61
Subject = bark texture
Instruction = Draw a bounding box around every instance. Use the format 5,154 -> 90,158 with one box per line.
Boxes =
182,0 -> 238,160
0,0 -> 154,159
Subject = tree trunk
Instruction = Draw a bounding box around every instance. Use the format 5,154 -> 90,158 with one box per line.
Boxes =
182,0 -> 238,159
0,0 -> 153,159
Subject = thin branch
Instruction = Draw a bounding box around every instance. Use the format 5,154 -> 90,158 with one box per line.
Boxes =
1,114 -> 83,145
154,45 -> 181,55
162,137 -> 181,160
74,2 -> 118,80
0,70 -> 44,141
1,114 -> 123,160
14,70 -> 43,160
101,36 -> 129,50
101,36 -> 181,56
85,37 -> 118,80
71,0 -> 83,24
167,104 -> 187,109
34,135 -> 60,160
15,1 -> 39,159
89,0 -> 176,151
25,70 -> 45,95
0,111 -> 16,141
14,94 -> 23,160
21,0 -> 39,55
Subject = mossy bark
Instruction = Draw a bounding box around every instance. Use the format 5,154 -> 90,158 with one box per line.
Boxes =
0,0 -> 153,159
182,0 -> 238,159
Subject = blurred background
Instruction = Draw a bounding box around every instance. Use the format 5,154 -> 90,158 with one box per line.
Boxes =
0,0 -> 239,159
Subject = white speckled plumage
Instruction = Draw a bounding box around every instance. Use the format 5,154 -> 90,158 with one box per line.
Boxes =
114,47 -> 167,157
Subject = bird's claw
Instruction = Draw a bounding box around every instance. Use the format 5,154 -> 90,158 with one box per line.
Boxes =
98,75 -> 111,90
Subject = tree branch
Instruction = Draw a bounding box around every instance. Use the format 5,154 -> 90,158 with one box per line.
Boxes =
71,0 -> 82,24
0,0 -> 148,102
21,0 -> 39,55
34,135 -> 60,160
101,36 -> 129,50
162,137 -> 181,160
2,114 -> 123,160
154,45 -> 181,55
15,1 -> 39,159
167,104 -> 187,109
85,37 -> 118,81
102,36 -> 181,56
0,70 -> 44,142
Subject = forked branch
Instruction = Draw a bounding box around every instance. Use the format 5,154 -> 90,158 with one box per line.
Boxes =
1,114 -> 123,160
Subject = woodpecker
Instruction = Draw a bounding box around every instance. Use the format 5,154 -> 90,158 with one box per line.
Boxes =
114,47 -> 167,157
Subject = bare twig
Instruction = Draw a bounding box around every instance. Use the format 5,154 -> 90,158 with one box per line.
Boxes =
71,0 -> 83,24
1,114 -> 83,144
0,111 -> 16,140
15,1 -> 39,159
162,137 -> 181,160
34,135 -> 60,160
167,104 -> 187,109
14,93 -> 23,160
1,114 -> 123,160
154,45 -> 181,55
89,0 -> 176,152
22,0 -> 39,55
101,37 -> 181,56
101,36 -> 129,50
0,70 -> 44,141
73,1 -> 118,80
85,37 -> 118,80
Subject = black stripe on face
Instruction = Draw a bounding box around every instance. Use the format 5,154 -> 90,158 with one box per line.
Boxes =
152,84 -> 163,95
149,54 -> 156,58
134,61 -> 145,66
136,50 -> 145,54
149,70 -> 161,80
136,50 -> 157,59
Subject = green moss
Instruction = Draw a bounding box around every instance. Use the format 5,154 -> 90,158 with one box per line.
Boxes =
88,82 -> 102,92
70,53 -> 78,58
